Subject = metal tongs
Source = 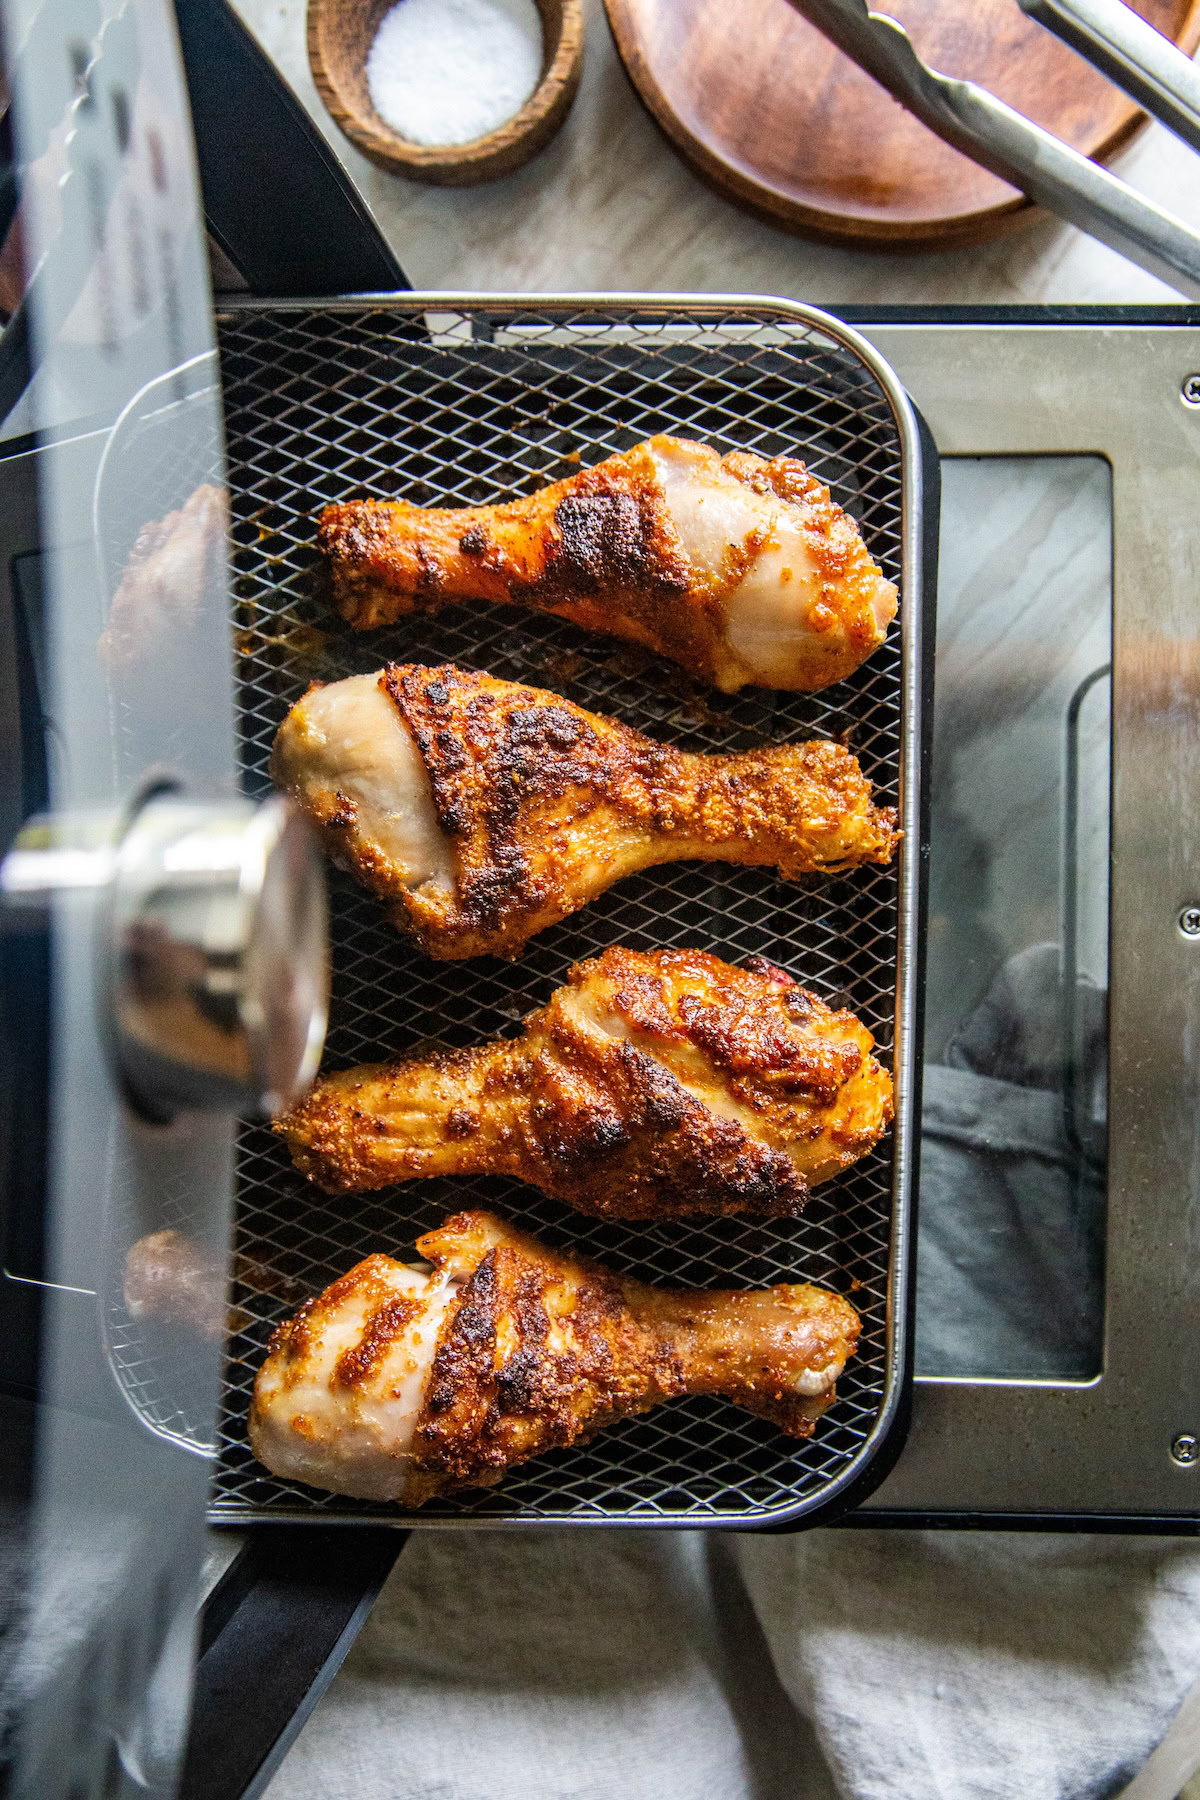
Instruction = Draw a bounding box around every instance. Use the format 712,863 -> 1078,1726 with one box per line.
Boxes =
787,0 -> 1200,298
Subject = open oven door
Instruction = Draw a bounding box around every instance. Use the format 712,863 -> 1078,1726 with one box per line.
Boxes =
0,0 -> 334,1793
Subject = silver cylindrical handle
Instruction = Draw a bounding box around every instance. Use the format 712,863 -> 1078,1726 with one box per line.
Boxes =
2,791 -> 328,1119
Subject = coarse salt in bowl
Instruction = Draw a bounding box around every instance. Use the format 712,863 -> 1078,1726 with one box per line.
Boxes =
367,0 -> 543,147
308,0 -> 584,185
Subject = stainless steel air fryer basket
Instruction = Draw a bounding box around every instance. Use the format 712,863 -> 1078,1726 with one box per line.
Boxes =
205,295 -> 929,1528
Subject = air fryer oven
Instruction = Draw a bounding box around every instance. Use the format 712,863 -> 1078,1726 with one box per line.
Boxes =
3,0 -> 1200,1795
183,296 -> 1200,1782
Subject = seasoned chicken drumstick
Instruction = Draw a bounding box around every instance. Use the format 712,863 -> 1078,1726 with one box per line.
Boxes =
278,947 -> 893,1220
320,435 -> 897,693
250,1209 -> 861,1505
272,663 -> 898,960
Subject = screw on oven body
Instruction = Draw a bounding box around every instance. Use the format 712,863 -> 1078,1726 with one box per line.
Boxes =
1171,1434 -> 1199,1466
1182,374 -> 1200,407
1179,907 -> 1200,937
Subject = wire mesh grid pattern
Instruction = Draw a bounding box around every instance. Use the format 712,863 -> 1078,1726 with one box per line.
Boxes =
209,298 -> 913,1526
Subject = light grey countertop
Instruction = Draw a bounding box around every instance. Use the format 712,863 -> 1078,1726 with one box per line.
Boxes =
233,0 -> 1200,306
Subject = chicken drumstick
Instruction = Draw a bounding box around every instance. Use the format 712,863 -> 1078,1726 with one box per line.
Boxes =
271,663 -> 898,959
277,947 -> 893,1221
250,1209 -> 862,1505
319,435 -> 897,693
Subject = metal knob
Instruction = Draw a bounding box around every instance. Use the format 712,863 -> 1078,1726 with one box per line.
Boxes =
1,790 -> 328,1120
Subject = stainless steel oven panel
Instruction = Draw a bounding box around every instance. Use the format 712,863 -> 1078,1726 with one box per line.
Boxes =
857,320 -> 1200,1520
208,293 -> 926,1529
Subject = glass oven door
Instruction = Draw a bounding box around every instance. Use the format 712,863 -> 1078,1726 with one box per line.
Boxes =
0,2 -> 325,1795
918,450 -> 1110,1387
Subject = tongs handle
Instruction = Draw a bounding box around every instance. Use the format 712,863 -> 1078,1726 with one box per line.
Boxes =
787,0 -> 1200,299
1019,0 -> 1200,157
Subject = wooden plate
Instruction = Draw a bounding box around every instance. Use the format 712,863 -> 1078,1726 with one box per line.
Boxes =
603,0 -> 1200,248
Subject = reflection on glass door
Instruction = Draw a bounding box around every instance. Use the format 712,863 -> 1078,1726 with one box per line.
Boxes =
917,455 -> 1110,1382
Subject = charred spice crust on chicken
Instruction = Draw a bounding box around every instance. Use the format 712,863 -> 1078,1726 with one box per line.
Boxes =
271,661 -> 899,960
276,946 -> 894,1222
318,434 -> 898,694
249,1210 -> 863,1506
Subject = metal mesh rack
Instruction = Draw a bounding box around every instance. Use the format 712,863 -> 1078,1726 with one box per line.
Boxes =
207,297 -> 921,1527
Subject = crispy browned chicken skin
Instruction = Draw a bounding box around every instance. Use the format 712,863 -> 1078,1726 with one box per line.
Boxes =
249,1209 -> 862,1505
277,947 -> 893,1220
271,663 -> 898,960
319,435 -> 897,693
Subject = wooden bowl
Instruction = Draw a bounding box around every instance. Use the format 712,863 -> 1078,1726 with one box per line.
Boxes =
308,0 -> 584,186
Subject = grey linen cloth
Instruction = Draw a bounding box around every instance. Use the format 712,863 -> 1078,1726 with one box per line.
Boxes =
265,1526 -> 1200,1800
265,951 -> 1200,1800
